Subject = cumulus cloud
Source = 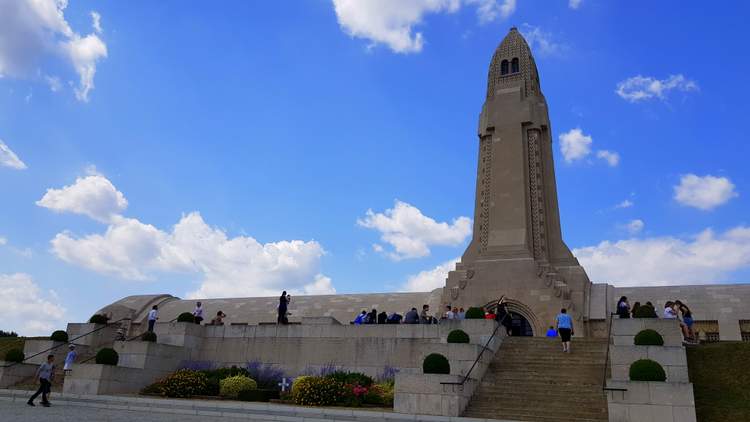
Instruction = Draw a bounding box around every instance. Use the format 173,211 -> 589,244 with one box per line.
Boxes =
596,150 -> 620,167
616,74 -> 698,103
559,128 -> 592,162
673,174 -> 737,211
520,24 -> 566,57
575,226 -> 750,286
568,0 -> 583,9
37,173 -> 128,222
357,200 -> 471,260
1,273 -> 66,335
331,0 -> 515,53
42,173 -> 332,298
402,257 -> 459,292
0,139 -> 27,169
0,0 -> 107,101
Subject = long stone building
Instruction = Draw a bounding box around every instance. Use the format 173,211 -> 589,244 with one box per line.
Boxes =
97,28 -> 750,342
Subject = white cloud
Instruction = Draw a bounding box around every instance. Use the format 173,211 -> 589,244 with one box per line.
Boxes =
331,0 -> 515,54
673,174 -> 737,211
559,128 -> 592,162
575,226 -> 750,286
520,24 -> 565,57
615,199 -> 634,209
41,173 -> 332,298
616,74 -> 698,103
0,237 -> 6,245
596,149 -> 620,167
624,219 -> 644,235
402,257 -> 458,292
0,139 -> 27,170
1,273 -> 66,335
0,0 -> 107,101
568,0 -> 583,9
357,200 -> 472,260
91,11 -> 102,34
37,174 -> 128,222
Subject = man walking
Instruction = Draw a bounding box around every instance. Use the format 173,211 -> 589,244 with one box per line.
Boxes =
27,354 -> 55,407
555,308 -> 574,353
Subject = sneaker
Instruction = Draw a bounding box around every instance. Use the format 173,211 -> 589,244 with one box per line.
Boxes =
27,401 -> 35,407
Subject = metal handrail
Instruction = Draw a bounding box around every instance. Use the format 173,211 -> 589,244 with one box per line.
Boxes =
601,312 -> 626,392
441,297 -> 508,387
1,318 -> 131,369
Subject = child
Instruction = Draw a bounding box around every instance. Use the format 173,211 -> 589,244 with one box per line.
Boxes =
63,344 -> 77,375
28,354 -> 55,407
546,326 -> 558,338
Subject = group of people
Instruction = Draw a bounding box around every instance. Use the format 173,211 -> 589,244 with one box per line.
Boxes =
616,296 -> 696,343
145,303 -> 229,332
351,304 -> 472,325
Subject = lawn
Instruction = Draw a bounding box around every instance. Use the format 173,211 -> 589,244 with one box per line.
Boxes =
686,341 -> 750,422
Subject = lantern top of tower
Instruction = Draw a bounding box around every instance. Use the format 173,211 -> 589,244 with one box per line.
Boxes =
486,27 -> 541,98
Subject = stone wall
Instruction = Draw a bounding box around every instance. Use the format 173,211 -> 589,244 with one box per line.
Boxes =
0,362 -> 37,388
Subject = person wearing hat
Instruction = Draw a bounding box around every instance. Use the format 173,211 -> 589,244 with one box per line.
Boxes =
63,344 -> 77,375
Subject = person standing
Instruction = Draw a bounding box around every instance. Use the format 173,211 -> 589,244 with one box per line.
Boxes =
457,307 -> 466,320
675,300 -> 695,342
27,355 -> 55,407
404,307 -> 419,324
555,308 -> 574,353
192,302 -> 204,325
63,344 -> 77,375
444,306 -> 455,320
278,291 -> 288,325
420,305 -> 431,324
147,305 -> 158,332
616,296 -> 630,319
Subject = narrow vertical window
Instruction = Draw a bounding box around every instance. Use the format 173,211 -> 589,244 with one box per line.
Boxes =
511,58 -> 519,73
500,60 -> 509,75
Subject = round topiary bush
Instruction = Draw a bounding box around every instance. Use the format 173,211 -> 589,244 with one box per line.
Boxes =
447,329 -> 470,343
629,359 -> 667,382
219,375 -> 258,398
95,348 -> 119,366
141,331 -> 157,342
292,376 -> 343,406
50,330 -> 69,342
89,314 -> 110,324
632,305 -> 657,318
464,307 -> 485,319
177,312 -> 195,323
634,329 -> 664,346
4,348 -> 24,363
160,369 -> 209,398
423,353 -> 450,374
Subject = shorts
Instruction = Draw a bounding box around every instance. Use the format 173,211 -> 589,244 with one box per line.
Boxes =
559,328 -> 572,342
683,317 -> 693,328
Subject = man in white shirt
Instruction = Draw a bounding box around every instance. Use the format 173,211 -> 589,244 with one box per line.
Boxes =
147,305 -> 159,332
444,305 -> 455,320
192,302 -> 204,325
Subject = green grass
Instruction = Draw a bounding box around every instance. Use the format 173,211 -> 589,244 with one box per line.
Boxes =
687,342 -> 750,422
0,337 -> 26,360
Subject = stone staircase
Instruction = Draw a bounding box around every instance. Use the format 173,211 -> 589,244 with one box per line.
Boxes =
463,336 -> 609,422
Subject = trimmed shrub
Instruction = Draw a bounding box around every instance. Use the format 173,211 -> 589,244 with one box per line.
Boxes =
291,376 -> 310,393
629,359 -> 667,382
464,307 -> 485,319
200,366 -> 249,396
634,329 -> 664,346
325,371 -> 374,387
633,305 -> 658,318
423,353 -> 450,374
141,331 -> 157,342
4,348 -> 24,363
95,348 -> 119,366
50,330 -> 69,342
292,376 -> 343,406
177,312 -> 195,323
447,329 -> 470,343
220,375 -> 257,398
89,314 -> 109,324
160,369 -> 209,398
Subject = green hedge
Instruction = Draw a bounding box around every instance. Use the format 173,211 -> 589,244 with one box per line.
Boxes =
220,375 -> 257,398
89,314 -> 109,324
4,348 -> 24,363
447,329 -> 470,343
629,359 -> 666,381
95,348 -> 119,366
325,371 -> 373,387
634,329 -> 664,346
141,331 -> 157,342
633,305 -> 658,318
423,353 -> 450,374
177,312 -> 195,323
50,330 -> 69,342
464,307 -> 485,319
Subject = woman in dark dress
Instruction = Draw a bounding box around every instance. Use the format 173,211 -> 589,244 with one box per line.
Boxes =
278,291 -> 288,324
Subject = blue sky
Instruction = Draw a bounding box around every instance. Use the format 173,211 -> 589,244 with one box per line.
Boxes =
1,0 -> 749,335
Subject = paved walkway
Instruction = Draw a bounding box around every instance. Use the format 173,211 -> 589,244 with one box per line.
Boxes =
2,400 -> 215,421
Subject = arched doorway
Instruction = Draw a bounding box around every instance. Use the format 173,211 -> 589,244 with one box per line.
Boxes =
508,312 -> 533,336
484,298 -> 539,337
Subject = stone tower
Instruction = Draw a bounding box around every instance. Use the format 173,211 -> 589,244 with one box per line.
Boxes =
443,27 -> 592,335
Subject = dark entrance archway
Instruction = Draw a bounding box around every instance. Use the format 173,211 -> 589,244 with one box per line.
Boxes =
509,312 -> 533,336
